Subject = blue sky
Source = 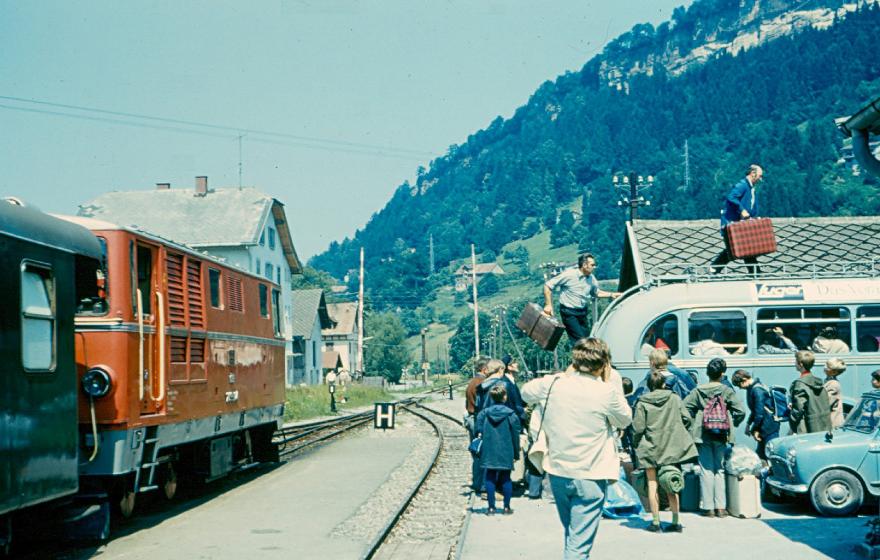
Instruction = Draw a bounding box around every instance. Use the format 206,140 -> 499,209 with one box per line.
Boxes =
1,0 -> 691,259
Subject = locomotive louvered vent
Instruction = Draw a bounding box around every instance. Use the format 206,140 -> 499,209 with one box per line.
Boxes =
187,258 -> 204,329
226,276 -> 243,312
170,336 -> 187,363
190,337 -> 205,363
166,253 -> 186,327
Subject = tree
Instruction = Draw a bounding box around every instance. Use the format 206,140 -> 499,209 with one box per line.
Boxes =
448,312 -> 491,371
364,313 -> 410,383
477,274 -> 500,297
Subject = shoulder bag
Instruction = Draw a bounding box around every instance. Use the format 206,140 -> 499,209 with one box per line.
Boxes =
526,377 -> 559,475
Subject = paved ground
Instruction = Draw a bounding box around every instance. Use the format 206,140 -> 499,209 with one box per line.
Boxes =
461,482 -> 870,559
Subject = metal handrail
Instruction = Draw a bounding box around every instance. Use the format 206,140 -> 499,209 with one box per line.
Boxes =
645,258 -> 880,286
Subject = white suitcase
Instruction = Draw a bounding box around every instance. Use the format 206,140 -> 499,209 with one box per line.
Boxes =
726,474 -> 762,518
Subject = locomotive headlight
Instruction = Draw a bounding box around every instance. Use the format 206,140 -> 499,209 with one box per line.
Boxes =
82,367 -> 112,398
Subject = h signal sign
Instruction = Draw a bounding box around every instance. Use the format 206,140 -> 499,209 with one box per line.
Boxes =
374,403 -> 396,430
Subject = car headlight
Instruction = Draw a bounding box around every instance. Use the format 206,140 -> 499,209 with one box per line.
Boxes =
766,441 -> 776,456
786,447 -> 797,464
82,367 -> 112,398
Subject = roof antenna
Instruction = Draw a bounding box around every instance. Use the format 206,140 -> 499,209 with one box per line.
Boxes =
237,133 -> 246,190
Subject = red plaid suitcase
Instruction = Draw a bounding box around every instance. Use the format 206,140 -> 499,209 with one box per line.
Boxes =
726,218 -> 777,259
516,303 -> 565,351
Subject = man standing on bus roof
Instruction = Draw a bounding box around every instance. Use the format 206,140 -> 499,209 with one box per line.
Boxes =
711,164 -> 763,273
543,253 -> 621,341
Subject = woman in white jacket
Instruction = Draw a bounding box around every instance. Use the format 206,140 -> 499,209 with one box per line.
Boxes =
521,337 -> 631,560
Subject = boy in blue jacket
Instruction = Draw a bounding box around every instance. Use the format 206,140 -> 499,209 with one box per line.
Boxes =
476,384 -> 522,515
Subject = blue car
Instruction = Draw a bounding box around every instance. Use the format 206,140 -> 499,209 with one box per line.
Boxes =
766,390 -> 880,516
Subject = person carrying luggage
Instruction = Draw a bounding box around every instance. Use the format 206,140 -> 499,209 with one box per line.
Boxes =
789,350 -> 833,434
683,358 -> 746,518
711,164 -> 764,274
542,253 -> 620,341
731,369 -> 780,461
633,371 -> 697,533
465,357 -> 490,493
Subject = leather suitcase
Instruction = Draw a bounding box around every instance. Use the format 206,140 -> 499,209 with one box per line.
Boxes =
516,303 -> 565,351
725,218 -> 777,259
725,473 -> 762,518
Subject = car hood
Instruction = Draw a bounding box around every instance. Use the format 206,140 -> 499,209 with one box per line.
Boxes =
767,429 -> 870,458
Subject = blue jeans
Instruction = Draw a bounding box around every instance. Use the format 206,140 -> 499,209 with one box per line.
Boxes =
549,475 -> 607,559
698,440 -> 727,510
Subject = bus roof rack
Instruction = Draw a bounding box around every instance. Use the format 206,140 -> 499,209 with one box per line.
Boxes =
645,259 -> 880,286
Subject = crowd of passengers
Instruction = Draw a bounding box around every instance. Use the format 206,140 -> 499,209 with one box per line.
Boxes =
464,340 -> 880,560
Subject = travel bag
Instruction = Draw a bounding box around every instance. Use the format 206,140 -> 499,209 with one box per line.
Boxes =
680,464 -> 702,512
516,302 -> 565,351
725,218 -> 777,259
725,473 -> 762,518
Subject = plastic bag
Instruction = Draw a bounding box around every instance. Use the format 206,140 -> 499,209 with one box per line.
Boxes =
603,468 -> 645,519
725,445 -> 763,475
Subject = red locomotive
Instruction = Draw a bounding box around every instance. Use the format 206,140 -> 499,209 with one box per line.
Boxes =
64,216 -> 285,518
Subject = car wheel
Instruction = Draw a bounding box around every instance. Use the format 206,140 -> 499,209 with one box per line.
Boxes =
810,469 -> 864,516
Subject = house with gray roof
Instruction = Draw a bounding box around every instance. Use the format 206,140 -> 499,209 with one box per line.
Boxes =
322,302 -> 360,374
291,289 -> 334,385
618,216 -> 880,291
77,177 -> 305,384
453,262 -> 505,292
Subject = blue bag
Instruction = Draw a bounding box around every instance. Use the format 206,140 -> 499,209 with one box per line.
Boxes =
602,469 -> 644,519
758,383 -> 790,423
468,436 -> 482,457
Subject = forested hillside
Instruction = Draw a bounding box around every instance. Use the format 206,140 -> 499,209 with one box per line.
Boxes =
312,0 -> 880,316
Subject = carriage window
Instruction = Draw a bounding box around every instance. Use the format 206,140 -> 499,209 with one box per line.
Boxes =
688,310 -> 746,356
259,284 -> 269,317
134,245 -> 152,315
21,263 -> 55,371
856,306 -> 880,353
756,307 -> 851,354
76,237 -> 108,316
208,268 -> 221,308
640,314 -> 679,357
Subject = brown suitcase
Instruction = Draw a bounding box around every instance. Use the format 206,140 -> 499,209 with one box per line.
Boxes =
516,303 -> 565,351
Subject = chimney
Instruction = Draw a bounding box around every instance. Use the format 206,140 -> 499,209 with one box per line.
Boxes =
156,182 -> 171,190
195,176 -> 208,196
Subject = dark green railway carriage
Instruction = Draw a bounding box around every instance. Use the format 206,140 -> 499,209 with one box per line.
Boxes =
0,199 -> 102,551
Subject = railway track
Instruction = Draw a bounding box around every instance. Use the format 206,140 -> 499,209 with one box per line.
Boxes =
362,401 -> 470,560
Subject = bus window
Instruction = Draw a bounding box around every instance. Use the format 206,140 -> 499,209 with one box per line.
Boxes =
688,310 -> 746,356
756,307 -> 851,353
856,306 -> 880,353
640,314 -> 679,357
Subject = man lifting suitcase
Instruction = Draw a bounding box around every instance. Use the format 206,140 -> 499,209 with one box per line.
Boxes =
711,164 -> 764,274
543,253 -> 620,341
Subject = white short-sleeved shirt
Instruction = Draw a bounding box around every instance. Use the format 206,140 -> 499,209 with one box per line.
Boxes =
544,267 -> 599,310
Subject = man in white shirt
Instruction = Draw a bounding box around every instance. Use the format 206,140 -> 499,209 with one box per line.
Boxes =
543,254 -> 620,341
522,337 -> 630,559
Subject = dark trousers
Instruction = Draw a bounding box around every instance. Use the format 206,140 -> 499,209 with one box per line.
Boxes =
756,431 -> 779,460
711,231 -> 759,274
559,306 -> 590,341
465,415 -> 484,492
485,469 -> 513,510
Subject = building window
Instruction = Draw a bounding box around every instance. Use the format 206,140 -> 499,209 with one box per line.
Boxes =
255,258 -> 261,275
259,231 -> 265,246
277,268 -> 281,284
265,263 -> 273,281
208,268 -> 221,308
269,227 -> 276,250
21,262 -> 55,371
259,284 -> 269,317
272,288 -> 281,336
312,340 -> 317,368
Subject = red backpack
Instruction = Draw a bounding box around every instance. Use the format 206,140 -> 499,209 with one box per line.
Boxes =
702,394 -> 730,436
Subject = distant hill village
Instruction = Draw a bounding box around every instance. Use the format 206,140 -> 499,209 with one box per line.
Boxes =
78,177 -> 360,387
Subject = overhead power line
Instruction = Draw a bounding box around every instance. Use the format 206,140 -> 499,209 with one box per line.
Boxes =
0,94 -> 439,161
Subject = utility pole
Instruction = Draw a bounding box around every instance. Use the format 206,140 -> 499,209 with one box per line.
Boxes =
420,328 -> 428,385
429,234 -> 435,275
471,244 -> 479,367
683,139 -> 691,192
357,248 -> 364,378
613,172 -> 654,222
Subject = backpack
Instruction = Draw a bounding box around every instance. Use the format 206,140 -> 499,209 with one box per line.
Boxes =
475,379 -> 501,415
758,384 -> 790,423
702,394 -> 730,436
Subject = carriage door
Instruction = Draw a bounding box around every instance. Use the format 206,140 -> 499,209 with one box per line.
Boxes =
133,242 -> 161,414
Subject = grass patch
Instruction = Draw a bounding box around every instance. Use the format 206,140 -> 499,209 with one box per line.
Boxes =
284,384 -> 393,422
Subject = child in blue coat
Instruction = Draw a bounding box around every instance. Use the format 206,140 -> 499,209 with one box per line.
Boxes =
476,384 -> 521,514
